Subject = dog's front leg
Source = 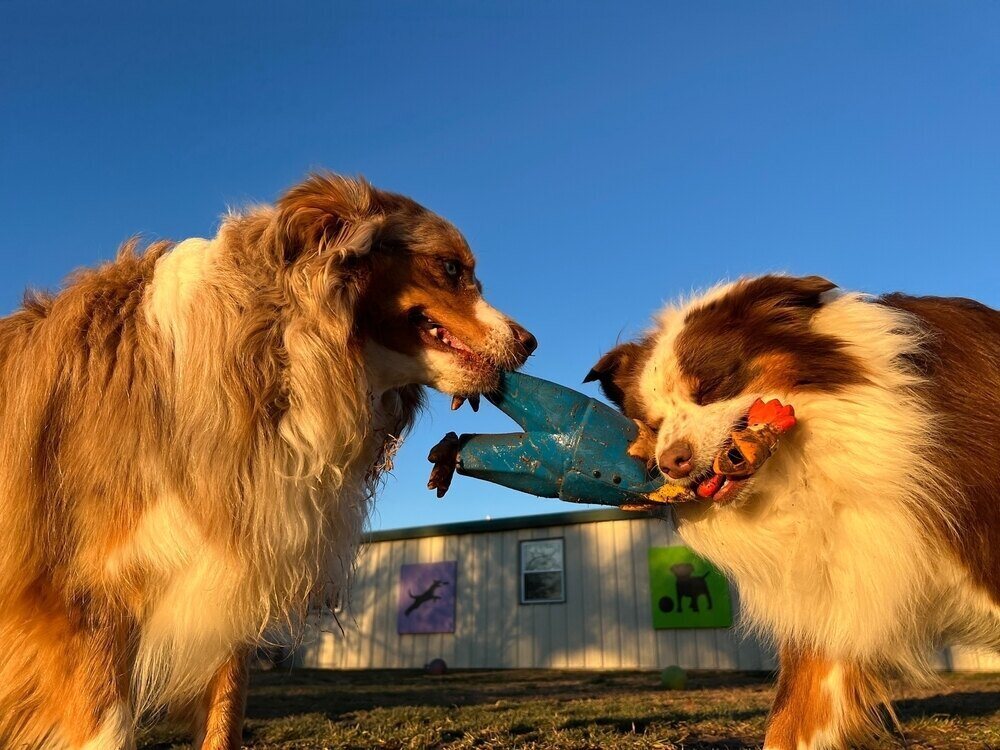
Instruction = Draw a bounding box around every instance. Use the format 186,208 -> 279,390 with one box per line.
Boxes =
192,647 -> 250,750
764,645 -> 886,750
11,599 -> 136,749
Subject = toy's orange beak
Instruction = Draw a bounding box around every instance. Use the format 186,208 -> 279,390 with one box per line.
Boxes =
712,399 -> 797,478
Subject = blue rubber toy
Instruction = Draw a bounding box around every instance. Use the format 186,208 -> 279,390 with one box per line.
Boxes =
427,371 -> 689,508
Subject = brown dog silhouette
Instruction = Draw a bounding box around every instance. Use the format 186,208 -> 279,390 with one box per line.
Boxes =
671,563 -> 713,613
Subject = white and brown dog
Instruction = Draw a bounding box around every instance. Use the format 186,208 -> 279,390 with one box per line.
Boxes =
587,275 -> 1000,749
0,173 -> 535,749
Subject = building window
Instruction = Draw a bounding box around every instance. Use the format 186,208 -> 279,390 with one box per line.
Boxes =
520,538 -> 565,604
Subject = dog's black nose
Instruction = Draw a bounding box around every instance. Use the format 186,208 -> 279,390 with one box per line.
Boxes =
510,323 -> 538,357
659,439 -> 694,479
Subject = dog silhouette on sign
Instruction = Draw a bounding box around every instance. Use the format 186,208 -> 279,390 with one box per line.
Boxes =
405,579 -> 448,615
671,563 -> 713,613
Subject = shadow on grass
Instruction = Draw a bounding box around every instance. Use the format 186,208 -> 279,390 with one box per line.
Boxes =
894,690 -> 1000,720
245,668 -> 774,722
557,711 -> 765,732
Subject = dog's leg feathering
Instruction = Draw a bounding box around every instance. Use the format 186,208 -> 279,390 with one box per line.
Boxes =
192,648 -> 250,750
764,645 -> 890,750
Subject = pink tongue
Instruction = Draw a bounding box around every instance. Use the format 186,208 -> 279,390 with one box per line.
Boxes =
697,473 -> 723,498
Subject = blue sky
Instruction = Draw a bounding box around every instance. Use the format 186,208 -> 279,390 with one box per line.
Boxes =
3,2 -> 998,531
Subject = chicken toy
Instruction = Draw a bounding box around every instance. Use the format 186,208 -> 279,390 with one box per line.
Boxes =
426,371 -> 795,510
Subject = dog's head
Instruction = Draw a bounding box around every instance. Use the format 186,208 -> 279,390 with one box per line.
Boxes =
276,174 -> 535,398
589,276 -> 865,504
670,563 -> 695,579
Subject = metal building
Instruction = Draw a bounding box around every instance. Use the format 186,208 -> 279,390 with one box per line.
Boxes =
298,508 -> 1000,672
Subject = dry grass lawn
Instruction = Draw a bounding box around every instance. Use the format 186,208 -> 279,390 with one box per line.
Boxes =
140,668 -> 1000,749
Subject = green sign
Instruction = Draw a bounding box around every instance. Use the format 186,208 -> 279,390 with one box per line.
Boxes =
648,546 -> 732,629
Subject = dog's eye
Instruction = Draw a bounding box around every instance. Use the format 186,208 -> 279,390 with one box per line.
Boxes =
443,260 -> 460,278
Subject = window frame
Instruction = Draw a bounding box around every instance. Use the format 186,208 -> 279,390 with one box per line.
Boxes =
519,537 -> 566,605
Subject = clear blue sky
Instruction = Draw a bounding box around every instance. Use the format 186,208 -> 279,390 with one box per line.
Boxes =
3,2 -> 998,531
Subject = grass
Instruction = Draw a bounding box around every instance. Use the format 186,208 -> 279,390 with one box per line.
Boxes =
139,668 -> 1000,749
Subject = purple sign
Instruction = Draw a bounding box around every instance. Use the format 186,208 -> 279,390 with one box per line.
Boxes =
397,561 -> 457,634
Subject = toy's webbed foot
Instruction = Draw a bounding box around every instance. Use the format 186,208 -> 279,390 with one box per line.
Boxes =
427,432 -> 461,498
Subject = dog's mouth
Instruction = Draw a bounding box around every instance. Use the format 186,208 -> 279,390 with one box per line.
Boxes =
663,401 -> 794,507
689,416 -> 753,504
693,470 -> 750,504
410,309 -> 492,368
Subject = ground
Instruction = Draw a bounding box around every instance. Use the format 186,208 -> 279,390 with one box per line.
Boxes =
140,669 -> 1000,750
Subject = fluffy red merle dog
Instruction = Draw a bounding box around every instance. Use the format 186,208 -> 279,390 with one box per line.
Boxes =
586,275 -> 1000,749
0,173 -> 535,749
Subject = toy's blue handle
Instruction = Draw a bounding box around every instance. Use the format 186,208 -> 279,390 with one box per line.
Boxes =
453,371 -> 667,507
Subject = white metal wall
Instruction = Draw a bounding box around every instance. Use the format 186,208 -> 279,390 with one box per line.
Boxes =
298,512 -> 1000,672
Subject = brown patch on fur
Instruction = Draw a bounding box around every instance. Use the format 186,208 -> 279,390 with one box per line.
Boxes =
767,646 -> 888,750
880,293 -> 1000,605
744,351 -> 804,394
676,276 -> 867,404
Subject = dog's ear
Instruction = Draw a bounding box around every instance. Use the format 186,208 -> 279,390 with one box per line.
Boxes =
584,341 -> 644,409
275,173 -> 382,265
743,275 -> 837,312
585,342 -> 640,384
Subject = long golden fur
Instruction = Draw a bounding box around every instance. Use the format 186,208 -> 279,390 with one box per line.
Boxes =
0,173 -> 533,748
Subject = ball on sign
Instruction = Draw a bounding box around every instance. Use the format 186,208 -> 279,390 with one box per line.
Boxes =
658,596 -> 675,613
425,658 -> 447,676
660,665 -> 687,690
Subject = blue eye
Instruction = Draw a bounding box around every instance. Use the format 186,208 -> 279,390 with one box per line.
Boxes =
444,260 -> 460,277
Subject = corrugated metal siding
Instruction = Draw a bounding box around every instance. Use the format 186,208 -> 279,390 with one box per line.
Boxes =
298,514 -> 999,672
